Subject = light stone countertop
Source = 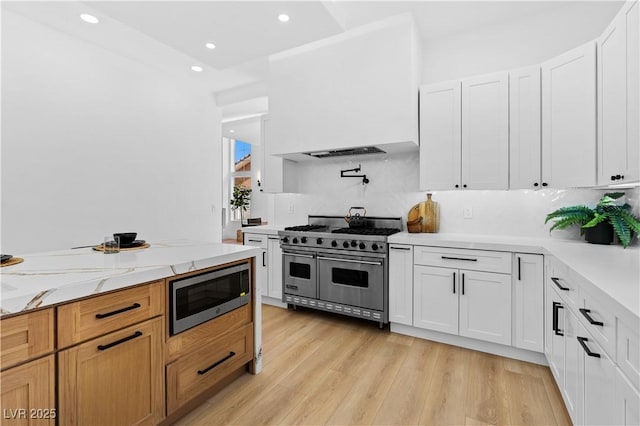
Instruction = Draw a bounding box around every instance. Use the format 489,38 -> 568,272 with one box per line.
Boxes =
0,239 -> 261,317
241,224 -> 286,236
388,232 -> 640,323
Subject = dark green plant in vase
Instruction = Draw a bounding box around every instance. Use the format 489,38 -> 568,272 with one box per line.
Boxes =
545,192 -> 640,248
230,184 -> 252,225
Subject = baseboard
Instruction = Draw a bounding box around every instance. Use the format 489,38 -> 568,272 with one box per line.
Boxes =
390,323 -> 548,365
261,296 -> 287,308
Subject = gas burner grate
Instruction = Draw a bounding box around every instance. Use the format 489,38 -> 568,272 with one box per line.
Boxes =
284,224 -> 328,232
331,227 -> 401,236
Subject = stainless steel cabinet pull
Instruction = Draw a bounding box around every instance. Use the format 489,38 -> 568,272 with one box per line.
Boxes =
577,337 -> 601,358
95,303 -> 141,319
441,256 -> 477,262
284,253 -> 315,259
551,277 -> 570,291
197,351 -> 236,375
97,331 -> 143,351
317,256 -> 382,266
390,247 -> 411,251
579,308 -> 604,326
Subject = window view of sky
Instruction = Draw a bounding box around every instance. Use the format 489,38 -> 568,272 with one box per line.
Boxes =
235,140 -> 251,163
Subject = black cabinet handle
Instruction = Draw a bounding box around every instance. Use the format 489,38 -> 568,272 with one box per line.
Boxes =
517,256 -> 521,281
455,184 -> 459,188
198,351 -> 236,375
463,184 -> 467,188
248,239 -> 262,243
534,182 -> 539,187
551,277 -> 570,291
577,337 -> 601,358
97,331 -> 143,351
452,272 -> 456,294
611,175 -> 616,181
542,182 -> 548,187
441,256 -> 477,262
579,308 -> 604,326
262,251 -> 266,267
95,303 -> 141,319
553,302 -> 564,336
390,247 -> 411,251
462,273 -> 465,295
286,284 -> 298,290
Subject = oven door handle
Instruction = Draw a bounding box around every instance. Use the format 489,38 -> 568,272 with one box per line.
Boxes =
283,252 -> 315,259
317,256 -> 382,266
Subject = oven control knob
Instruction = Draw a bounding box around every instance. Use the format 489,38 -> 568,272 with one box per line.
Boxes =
343,241 -> 349,248
359,243 -> 366,249
282,237 -> 289,243
350,240 -> 357,247
292,238 -> 298,244
301,237 -> 307,243
371,243 -> 379,251
331,240 -> 338,247
316,238 -> 323,245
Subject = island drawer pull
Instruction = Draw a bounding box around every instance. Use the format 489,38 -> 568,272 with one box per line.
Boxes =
577,337 -> 601,358
95,303 -> 141,319
579,308 -> 604,326
390,247 -> 411,251
97,331 -> 143,351
550,277 -> 570,291
441,256 -> 477,262
198,351 -> 236,375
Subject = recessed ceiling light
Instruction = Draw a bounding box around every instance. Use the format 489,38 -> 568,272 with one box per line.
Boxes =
205,42 -> 216,50
229,130 -> 235,133
191,65 -> 203,72
80,13 -> 99,24
278,14 -> 290,22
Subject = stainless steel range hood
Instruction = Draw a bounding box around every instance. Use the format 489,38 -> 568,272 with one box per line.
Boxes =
303,146 -> 386,159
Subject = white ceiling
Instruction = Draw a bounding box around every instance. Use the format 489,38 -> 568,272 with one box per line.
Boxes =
2,0 -> 624,122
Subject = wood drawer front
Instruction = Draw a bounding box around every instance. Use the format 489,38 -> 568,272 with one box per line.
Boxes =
618,317 -> 640,391
413,246 -> 512,274
166,303 -> 252,363
57,281 -> 164,348
1,309 -> 54,370
244,234 -> 267,248
579,287 -> 617,359
166,322 -> 254,415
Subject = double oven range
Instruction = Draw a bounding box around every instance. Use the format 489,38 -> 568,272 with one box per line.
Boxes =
278,215 -> 401,328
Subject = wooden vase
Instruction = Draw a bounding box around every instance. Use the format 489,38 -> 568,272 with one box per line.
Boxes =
422,193 -> 440,233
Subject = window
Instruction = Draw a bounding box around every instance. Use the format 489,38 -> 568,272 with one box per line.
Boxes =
230,140 -> 251,221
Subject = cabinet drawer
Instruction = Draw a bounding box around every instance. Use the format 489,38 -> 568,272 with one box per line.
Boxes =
166,322 -> 254,415
578,287 -> 617,359
1,308 -> 54,370
413,246 -> 511,274
57,281 -> 164,348
618,316 -> 640,391
244,234 -> 267,248
547,257 -> 581,310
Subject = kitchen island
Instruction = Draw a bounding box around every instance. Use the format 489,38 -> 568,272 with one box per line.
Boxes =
0,240 -> 262,425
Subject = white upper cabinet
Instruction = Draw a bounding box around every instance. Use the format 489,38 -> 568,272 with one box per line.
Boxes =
419,80 -> 462,190
419,72 -> 508,191
509,66 -> 542,190
597,0 -> 640,185
541,42 -> 597,188
268,14 -> 420,159
461,72 -> 510,190
260,115 -> 297,193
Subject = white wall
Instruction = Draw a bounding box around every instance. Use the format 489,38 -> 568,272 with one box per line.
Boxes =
421,1 -> 623,83
1,11 -> 222,254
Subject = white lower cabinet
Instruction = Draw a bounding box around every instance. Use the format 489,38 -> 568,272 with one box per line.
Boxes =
389,245 -> 414,326
266,236 -> 283,301
413,265 -> 511,345
513,254 -> 544,352
616,367 -> 640,426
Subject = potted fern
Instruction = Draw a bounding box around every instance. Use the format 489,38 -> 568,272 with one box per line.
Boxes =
545,192 -> 640,248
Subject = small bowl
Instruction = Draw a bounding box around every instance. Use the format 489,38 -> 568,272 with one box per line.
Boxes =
114,232 -> 137,245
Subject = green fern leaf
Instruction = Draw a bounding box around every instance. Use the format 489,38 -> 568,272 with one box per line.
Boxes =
610,215 -> 632,248
582,213 -> 608,228
545,206 -> 593,224
620,210 -> 640,235
549,215 -> 591,232
604,192 -> 625,200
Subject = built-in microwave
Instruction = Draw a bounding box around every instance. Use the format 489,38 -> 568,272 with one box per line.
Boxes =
169,262 -> 250,335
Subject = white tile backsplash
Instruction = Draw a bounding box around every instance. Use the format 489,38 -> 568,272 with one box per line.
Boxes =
268,153 -> 639,246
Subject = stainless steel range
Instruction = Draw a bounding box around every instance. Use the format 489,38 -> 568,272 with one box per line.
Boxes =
278,214 -> 402,327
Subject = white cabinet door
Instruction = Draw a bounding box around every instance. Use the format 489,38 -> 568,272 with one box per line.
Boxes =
541,42 -> 597,188
513,254 -> 544,352
461,72 -> 509,190
597,1 -> 640,185
615,367 -> 640,426
419,81 -> 462,191
260,116 -> 297,193
243,234 -> 268,300
389,245 -> 414,326
547,289 -> 566,384
564,308 -> 583,425
577,323 -> 616,425
509,66 -> 542,189
458,270 -> 511,345
267,236 -> 283,300
413,266 -> 458,335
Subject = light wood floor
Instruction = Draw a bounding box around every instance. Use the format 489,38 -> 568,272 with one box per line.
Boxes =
175,305 -> 571,425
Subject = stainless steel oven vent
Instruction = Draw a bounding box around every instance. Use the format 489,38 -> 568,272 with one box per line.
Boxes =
303,146 -> 386,158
